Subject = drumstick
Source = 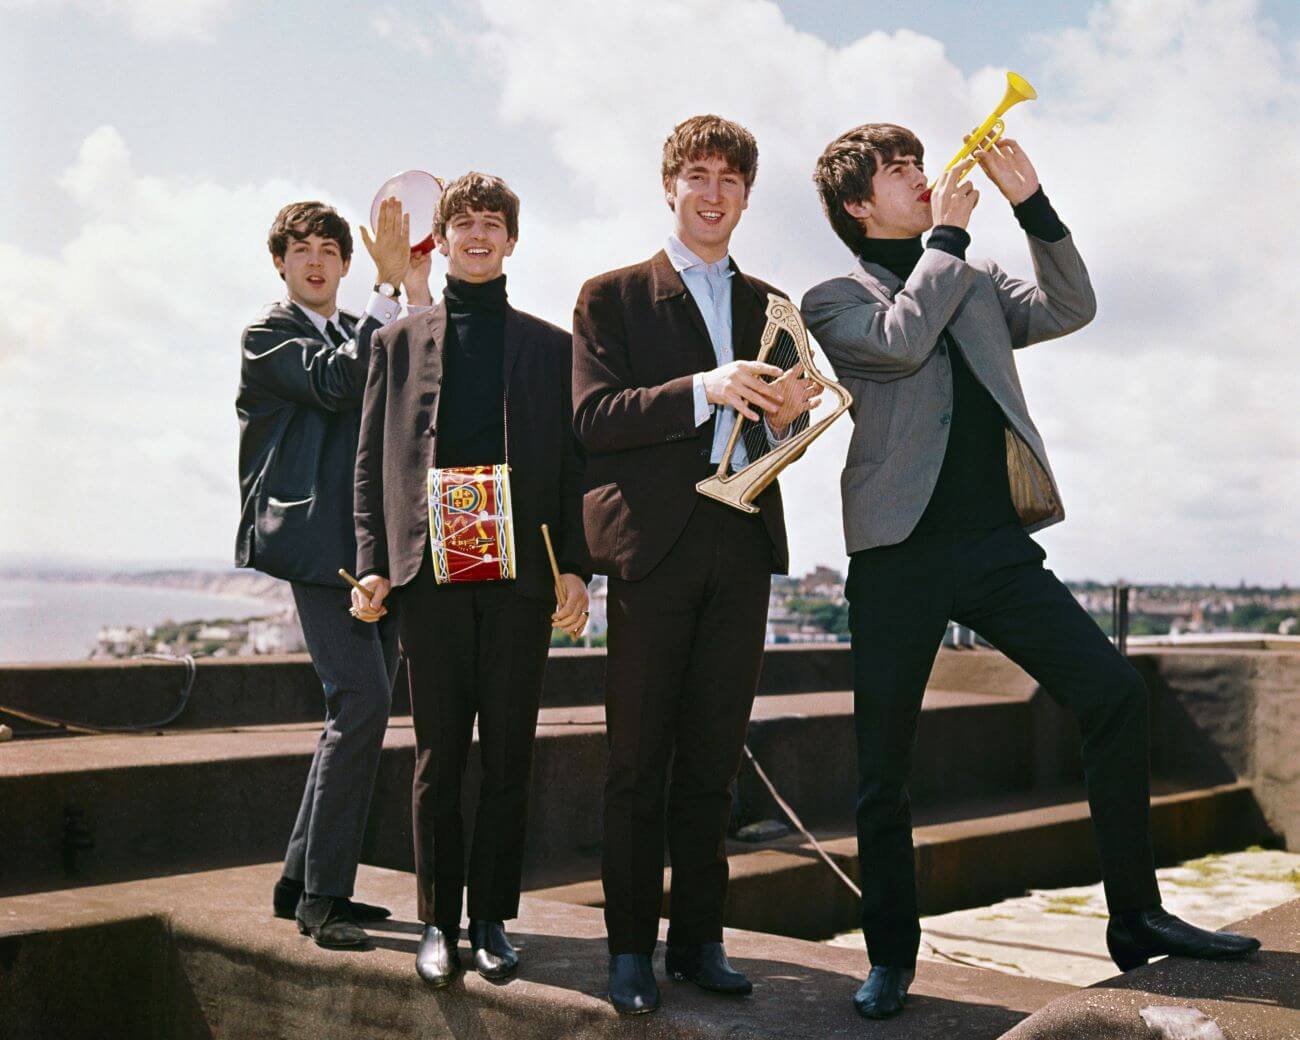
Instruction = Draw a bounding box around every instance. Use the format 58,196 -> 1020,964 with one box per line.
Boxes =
338,567 -> 373,602
540,524 -> 565,605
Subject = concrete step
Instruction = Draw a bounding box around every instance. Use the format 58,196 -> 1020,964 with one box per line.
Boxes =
529,780 -> 1276,941
0,645 -> 1034,730
0,861 -> 1076,1040
0,688 -> 1042,896
999,896 -> 1300,1040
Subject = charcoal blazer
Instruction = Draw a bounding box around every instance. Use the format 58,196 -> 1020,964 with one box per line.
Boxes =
572,250 -> 796,581
354,303 -> 588,600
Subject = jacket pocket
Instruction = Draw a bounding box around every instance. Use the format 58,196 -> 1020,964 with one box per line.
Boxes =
847,381 -> 898,464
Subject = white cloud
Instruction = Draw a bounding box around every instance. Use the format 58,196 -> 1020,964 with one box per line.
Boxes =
0,0 -> 237,42
0,126 -> 346,563
460,0 -> 1299,583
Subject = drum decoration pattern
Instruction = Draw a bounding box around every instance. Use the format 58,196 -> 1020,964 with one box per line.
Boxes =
427,464 -> 517,584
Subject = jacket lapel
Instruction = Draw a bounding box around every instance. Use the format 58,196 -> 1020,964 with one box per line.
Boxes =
649,249 -> 717,369
729,261 -> 765,362
849,259 -> 903,307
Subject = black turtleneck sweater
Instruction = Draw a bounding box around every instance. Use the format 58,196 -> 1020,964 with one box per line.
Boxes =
436,274 -> 509,469
860,188 -> 1066,535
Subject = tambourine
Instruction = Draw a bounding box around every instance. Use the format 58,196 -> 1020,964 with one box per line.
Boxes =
370,170 -> 444,255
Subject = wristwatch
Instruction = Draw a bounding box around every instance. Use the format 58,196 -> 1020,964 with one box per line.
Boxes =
374,281 -> 400,301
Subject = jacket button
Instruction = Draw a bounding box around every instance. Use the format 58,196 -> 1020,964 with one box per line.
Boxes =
940,412 -> 951,425
428,426 -> 437,436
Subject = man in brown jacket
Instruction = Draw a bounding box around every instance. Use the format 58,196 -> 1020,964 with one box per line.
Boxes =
572,115 -> 819,1015
352,173 -> 589,988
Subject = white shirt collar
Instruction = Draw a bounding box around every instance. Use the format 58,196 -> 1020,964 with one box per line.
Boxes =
289,299 -> 343,338
665,234 -> 731,278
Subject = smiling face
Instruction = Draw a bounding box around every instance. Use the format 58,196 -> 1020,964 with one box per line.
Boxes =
665,154 -> 750,262
436,208 -> 515,283
845,153 -> 932,239
274,231 -> 350,317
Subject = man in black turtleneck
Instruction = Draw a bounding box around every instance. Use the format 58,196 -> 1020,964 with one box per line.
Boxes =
352,173 -> 590,989
802,124 -> 1259,1020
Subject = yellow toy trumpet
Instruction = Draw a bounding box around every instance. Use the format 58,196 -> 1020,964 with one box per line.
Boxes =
919,71 -> 1037,202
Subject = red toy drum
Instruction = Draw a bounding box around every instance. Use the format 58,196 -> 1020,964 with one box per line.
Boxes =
427,464 -> 516,584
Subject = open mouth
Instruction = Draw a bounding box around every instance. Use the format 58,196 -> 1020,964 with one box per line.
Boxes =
464,247 -> 491,258
306,275 -> 326,287
698,210 -> 724,225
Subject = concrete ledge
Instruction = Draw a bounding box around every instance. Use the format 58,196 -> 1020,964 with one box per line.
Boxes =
0,690 -> 1035,896
0,862 -> 1074,1040
531,782 -> 1276,941
0,646 -> 1030,731
1000,897 -> 1300,1040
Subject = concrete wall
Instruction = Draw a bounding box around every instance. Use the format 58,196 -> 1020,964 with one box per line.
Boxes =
1134,650 -> 1300,851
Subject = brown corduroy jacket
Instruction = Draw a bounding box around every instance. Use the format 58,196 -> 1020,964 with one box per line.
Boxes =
571,249 -> 794,581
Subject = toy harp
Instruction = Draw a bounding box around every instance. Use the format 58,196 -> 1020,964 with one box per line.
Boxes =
696,294 -> 851,514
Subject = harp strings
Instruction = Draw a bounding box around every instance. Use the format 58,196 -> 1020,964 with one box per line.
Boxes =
737,327 -> 801,441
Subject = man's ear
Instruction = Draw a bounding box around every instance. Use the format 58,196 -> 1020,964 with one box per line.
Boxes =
273,255 -> 286,281
664,179 -> 676,212
435,233 -> 450,257
341,258 -> 351,278
843,198 -> 872,222
504,238 -> 517,258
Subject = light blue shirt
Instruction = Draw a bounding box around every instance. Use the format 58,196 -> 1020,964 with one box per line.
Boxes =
665,234 -> 752,468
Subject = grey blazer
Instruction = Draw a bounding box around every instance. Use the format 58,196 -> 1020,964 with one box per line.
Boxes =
801,233 -> 1097,554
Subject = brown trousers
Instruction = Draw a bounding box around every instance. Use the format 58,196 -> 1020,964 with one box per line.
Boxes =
602,498 -> 773,954
398,549 -> 553,931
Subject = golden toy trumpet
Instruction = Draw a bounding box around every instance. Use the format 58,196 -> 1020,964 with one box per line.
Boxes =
920,71 -> 1037,201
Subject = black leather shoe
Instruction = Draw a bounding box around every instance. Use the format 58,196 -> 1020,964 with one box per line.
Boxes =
853,965 -> 915,1020
273,877 -> 390,922
1107,907 -> 1261,972
295,895 -> 369,949
469,919 -> 519,980
665,941 -> 752,995
415,925 -> 462,987
608,953 -> 659,1015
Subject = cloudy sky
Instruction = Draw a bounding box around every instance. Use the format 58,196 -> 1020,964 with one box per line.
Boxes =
2,0 -> 1296,583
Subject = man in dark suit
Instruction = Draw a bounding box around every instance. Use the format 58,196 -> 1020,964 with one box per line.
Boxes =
572,115 -> 819,1015
802,123 -> 1259,1020
236,198 -> 423,947
351,173 -> 589,987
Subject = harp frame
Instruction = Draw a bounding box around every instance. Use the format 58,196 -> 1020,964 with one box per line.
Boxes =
696,294 -> 852,514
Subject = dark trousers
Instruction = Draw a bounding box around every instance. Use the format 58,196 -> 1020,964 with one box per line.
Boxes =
398,549 -> 554,932
847,524 -> 1160,967
285,581 -> 401,898
602,499 -> 773,954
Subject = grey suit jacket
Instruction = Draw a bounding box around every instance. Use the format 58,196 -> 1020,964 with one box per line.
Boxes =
801,232 -> 1097,554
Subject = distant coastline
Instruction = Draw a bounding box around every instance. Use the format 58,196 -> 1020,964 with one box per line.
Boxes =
0,567 -> 293,607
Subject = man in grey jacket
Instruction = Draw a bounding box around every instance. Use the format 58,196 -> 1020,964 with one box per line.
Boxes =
801,123 -> 1259,1020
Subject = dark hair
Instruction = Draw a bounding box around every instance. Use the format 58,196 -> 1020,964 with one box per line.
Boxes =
267,201 -> 353,271
435,172 -> 520,241
812,123 -> 924,255
661,114 -> 759,191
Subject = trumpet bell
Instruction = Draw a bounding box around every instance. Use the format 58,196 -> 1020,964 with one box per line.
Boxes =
1004,72 -> 1037,105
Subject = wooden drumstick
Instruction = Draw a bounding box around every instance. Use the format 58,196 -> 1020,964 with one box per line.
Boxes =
540,524 -> 565,605
338,569 -> 374,600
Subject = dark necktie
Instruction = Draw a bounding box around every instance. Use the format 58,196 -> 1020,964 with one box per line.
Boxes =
325,321 -> 348,347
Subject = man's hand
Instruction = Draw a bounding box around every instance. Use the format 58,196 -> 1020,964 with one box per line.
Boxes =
971,135 -> 1039,205
930,159 -> 979,229
359,196 -> 411,288
766,366 -> 823,435
404,246 -> 433,307
350,574 -> 391,623
701,360 -> 784,422
552,573 -> 590,639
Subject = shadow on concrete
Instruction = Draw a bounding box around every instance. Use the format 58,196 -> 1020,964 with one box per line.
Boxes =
361,917 -> 1047,1038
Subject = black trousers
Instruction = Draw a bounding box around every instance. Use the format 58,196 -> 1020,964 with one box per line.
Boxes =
398,549 -> 554,931
602,499 -> 773,954
847,523 -> 1160,968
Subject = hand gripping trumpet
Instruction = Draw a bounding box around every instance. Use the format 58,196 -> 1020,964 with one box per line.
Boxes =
919,71 -> 1036,202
